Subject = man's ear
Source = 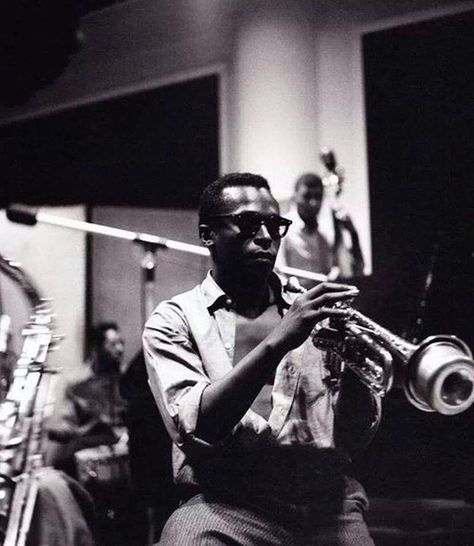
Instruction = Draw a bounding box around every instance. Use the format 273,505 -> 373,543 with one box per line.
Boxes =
199,224 -> 214,247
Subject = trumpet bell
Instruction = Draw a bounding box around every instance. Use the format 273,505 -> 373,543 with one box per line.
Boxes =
404,335 -> 474,415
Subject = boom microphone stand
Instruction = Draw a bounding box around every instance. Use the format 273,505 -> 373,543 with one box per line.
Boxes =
6,206 -> 211,325
6,205 -> 327,324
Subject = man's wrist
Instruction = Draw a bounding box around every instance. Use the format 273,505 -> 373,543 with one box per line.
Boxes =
262,333 -> 290,364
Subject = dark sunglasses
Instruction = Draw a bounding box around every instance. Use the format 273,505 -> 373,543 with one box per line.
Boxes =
204,211 -> 292,239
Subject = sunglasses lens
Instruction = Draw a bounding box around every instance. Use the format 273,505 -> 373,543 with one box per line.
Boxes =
266,218 -> 283,238
236,214 -> 289,239
236,216 -> 260,237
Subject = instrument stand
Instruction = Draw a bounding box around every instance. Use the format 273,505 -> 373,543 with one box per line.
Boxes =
139,243 -> 159,330
137,242 -> 159,546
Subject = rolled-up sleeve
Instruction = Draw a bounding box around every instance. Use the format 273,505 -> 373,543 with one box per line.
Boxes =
143,300 -> 213,451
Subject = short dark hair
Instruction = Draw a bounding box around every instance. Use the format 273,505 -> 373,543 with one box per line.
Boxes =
198,172 -> 271,222
89,321 -> 119,350
294,173 -> 323,192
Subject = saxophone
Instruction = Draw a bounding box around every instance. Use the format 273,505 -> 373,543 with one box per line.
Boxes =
0,254 -> 61,546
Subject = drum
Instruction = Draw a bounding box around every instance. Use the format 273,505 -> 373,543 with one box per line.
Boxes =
74,442 -> 129,486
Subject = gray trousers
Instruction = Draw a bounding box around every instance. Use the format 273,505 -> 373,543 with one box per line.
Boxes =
158,477 -> 375,546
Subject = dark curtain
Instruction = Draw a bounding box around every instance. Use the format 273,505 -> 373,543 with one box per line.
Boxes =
353,10 -> 474,499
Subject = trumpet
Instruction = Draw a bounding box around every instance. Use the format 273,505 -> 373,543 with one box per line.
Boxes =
312,303 -> 474,415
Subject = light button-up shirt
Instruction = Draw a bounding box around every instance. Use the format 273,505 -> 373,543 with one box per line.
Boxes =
143,272 -> 379,486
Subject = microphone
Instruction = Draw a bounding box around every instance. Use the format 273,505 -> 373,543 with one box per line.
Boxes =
6,206 -> 38,226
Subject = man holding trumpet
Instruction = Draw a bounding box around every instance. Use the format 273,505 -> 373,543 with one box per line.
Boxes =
143,172 -> 380,545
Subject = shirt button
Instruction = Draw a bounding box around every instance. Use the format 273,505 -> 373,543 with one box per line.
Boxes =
288,365 -> 295,375
225,298 -> 232,307
224,342 -> 232,350
280,408 -> 286,416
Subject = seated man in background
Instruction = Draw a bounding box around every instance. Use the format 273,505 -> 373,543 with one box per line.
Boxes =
143,173 -> 380,545
47,321 -> 132,545
279,173 -> 365,287
47,321 -> 128,478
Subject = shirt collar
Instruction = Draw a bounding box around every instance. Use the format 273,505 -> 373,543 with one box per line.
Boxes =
201,270 -> 293,315
201,271 -> 227,310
